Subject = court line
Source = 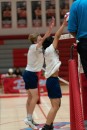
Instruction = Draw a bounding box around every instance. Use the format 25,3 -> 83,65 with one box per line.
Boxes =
0,93 -> 69,98
38,104 -> 47,119
0,118 -> 46,125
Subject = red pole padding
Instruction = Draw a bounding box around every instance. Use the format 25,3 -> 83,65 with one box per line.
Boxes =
37,72 -> 41,104
68,59 -> 85,130
69,68 -> 76,130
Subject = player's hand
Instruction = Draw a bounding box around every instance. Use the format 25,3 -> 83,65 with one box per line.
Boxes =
49,17 -> 55,29
63,12 -> 70,26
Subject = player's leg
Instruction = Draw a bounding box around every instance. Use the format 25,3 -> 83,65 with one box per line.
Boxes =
46,98 -> 61,125
24,88 -> 39,129
23,70 -> 39,128
40,77 -> 62,130
40,98 -> 61,130
26,90 -> 32,114
24,90 -> 32,122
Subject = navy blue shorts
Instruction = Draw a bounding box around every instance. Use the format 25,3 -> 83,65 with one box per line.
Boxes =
23,70 -> 38,90
46,77 -> 62,99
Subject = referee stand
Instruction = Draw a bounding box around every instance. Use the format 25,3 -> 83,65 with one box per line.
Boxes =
78,55 -> 87,127
68,43 -> 85,130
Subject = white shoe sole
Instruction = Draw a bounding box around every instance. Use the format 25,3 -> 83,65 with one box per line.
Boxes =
24,120 -> 37,129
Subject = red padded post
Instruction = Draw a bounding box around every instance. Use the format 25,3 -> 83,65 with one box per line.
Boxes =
69,59 -> 85,130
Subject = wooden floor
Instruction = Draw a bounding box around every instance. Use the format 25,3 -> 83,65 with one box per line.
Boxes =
0,84 -> 70,130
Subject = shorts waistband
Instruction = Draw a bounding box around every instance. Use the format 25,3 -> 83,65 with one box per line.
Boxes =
49,76 -> 58,78
25,70 -> 39,74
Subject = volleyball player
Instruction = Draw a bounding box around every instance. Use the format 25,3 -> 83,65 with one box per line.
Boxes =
40,17 -> 67,130
23,17 -> 55,129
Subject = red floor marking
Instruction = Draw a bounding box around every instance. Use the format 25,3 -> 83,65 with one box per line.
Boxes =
38,104 -> 47,119
41,93 -> 69,96
0,93 -> 69,98
0,94 -> 27,98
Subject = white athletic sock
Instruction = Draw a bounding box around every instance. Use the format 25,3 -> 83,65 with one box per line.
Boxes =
27,114 -> 32,121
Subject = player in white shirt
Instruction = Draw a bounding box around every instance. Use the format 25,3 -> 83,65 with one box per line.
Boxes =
40,17 -> 67,130
23,17 -> 55,129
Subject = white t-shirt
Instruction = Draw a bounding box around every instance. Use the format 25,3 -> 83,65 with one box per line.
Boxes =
26,44 -> 44,72
44,44 -> 61,78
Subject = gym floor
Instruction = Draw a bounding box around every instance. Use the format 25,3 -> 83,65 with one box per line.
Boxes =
0,84 -> 70,130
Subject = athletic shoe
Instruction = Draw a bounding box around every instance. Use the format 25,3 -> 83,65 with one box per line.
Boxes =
39,124 -> 54,130
24,118 -> 37,129
24,117 -> 38,125
32,120 -> 39,126
50,123 -> 54,130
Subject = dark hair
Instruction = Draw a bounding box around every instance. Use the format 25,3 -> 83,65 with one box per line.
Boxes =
42,36 -> 54,50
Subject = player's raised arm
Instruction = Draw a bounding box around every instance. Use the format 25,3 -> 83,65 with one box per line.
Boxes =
53,16 -> 68,49
42,17 -> 55,41
36,17 -> 55,48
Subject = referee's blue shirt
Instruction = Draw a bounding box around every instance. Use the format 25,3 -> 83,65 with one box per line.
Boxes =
68,0 -> 87,40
